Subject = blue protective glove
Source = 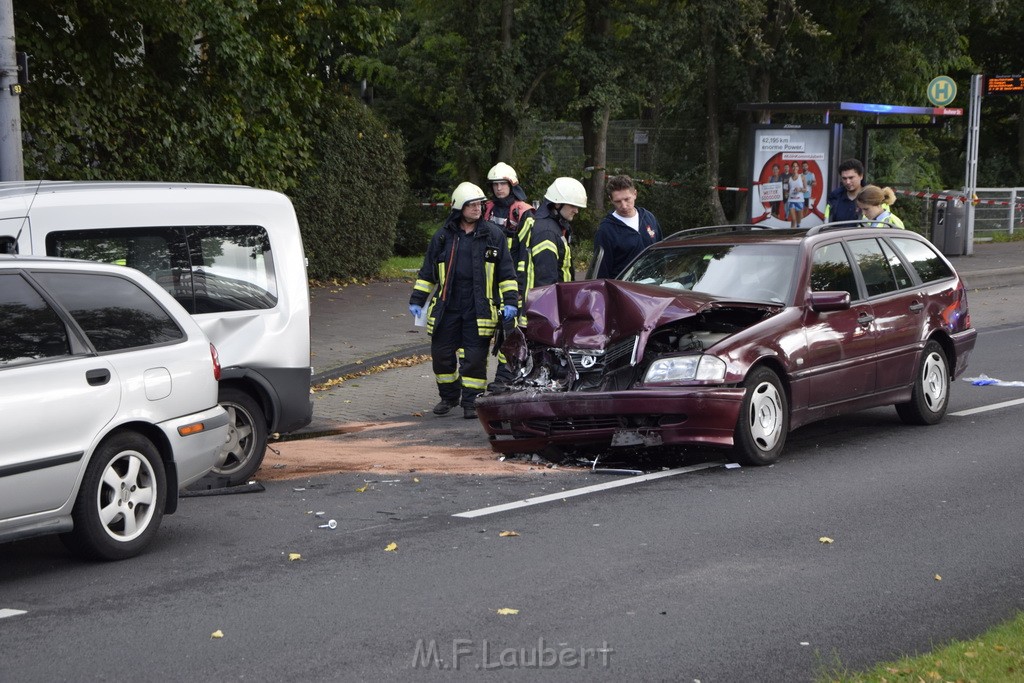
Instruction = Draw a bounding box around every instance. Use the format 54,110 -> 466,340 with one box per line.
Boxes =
409,304 -> 423,318
502,304 -> 517,321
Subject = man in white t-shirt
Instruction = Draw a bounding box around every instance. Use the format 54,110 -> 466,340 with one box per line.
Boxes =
591,175 -> 663,279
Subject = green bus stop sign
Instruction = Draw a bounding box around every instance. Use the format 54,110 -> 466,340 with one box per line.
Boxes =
928,76 -> 957,107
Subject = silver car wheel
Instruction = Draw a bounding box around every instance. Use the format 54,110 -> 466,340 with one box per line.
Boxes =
96,449 -> 158,543
748,380 -> 784,452
921,351 -> 948,411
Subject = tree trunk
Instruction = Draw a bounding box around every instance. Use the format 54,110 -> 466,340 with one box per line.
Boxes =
497,0 -> 516,161
703,49 -> 727,224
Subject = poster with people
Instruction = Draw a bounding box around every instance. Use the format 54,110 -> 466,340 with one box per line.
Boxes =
749,125 -> 838,228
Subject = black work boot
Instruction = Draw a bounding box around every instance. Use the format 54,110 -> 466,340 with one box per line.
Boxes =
433,399 -> 458,415
463,404 -> 477,419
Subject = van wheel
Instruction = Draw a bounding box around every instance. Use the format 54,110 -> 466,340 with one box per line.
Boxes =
61,432 -> 166,561
896,341 -> 949,425
734,367 -> 789,466
214,387 -> 268,485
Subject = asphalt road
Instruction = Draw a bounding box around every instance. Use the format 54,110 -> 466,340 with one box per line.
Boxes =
2,288 -> 1023,682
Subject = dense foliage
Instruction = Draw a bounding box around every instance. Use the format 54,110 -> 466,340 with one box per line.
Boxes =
292,91 -> 408,279
13,0 -> 1024,275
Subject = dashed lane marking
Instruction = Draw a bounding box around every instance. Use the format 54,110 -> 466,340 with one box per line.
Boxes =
452,462 -> 724,519
950,397 -> 1024,417
0,609 -> 28,619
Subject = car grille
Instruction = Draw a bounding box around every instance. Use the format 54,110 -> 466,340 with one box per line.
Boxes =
523,416 -> 625,434
568,336 -> 636,374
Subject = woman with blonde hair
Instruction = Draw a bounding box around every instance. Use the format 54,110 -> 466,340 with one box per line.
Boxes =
856,185 -> 905,229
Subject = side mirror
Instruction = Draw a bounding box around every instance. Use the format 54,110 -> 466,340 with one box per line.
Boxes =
0,236 -> 18,255
808,290 -> 850,312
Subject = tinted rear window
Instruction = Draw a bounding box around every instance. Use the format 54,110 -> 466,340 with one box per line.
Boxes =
32,272 -> 184,352
47,225 -> 278,313
890,237 -> 954,283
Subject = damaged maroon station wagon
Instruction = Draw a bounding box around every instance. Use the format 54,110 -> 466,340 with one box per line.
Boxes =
475,224 -> 978,465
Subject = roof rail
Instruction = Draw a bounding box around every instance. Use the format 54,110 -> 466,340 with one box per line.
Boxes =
805,220 -> 901,236
663,224 -> 778,241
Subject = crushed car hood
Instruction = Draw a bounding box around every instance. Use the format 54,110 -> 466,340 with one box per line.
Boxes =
523,279 -> 777,363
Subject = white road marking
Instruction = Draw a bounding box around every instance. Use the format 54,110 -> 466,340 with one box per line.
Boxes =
950,397 -> 1024,417
0,609 -> 27,619
453,462 -> 724,519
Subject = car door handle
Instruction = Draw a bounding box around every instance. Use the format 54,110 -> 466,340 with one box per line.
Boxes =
909,302 -> 924,313
857,312 -> 875,328
86,368 -> 111,386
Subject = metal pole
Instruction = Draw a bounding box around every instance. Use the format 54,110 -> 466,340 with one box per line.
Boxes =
963,74 -> 982,256
0,0 -> 23,181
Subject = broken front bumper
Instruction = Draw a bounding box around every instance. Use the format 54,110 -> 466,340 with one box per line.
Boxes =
475,387 -> 746,454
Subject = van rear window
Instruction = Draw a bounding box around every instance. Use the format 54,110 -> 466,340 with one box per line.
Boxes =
47,225 -> 278,313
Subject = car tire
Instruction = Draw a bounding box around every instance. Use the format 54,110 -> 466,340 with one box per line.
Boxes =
896,340 -> 949,426
734,367 -> 789,466
61,432 -> 166,561
214,387 -> 268,485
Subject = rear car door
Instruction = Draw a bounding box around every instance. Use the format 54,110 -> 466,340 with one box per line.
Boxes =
0,271 -> 120,520
803,241 -> 877,408
846,237 -> 922,393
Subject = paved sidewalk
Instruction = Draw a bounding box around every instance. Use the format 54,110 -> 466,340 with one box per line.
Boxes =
296,240 -> 1024,437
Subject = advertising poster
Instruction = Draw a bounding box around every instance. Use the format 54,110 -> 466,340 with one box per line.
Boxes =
749,125 -> 837,228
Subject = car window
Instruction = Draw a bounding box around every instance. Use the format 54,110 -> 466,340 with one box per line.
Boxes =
878,240 -> 914,289
620,243 -> 797,303
848,238 -> 898,297
0,272 -> 71,366
47,225 -> 278,314
890,237 -> 955,283
810,243 -> 858,298
32,271 -> 184,352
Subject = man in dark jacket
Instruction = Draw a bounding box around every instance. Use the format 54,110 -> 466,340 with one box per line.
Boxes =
409,182 -> 519,418
591,175 -> 662,279
824,158 -> 867,222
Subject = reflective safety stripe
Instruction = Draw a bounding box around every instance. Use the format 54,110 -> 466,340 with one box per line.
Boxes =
436,372 -> 459,384
498,278 -> 517,295
531,240 -> 558,257
413,278 -> 433,294
485,261 -> 495,301
561,243 -> 573,282
462,376 -> 487,390
497,351 -> 507,363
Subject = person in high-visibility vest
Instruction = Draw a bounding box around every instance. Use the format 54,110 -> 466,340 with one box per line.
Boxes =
856,185 -> 905,229
409,182 -> 519,419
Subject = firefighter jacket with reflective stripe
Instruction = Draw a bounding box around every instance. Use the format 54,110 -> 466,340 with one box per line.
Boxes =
592,207 -> 661,279
524,202 -> 573,294
410,214 -> 519,338
484,197 -> 535,296
867,210 -> 905,229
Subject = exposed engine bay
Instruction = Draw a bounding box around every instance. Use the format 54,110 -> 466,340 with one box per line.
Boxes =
500,305 -> 772,393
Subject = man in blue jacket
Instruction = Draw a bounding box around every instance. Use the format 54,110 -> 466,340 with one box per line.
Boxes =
591,175 -> 662,279
824,159 -> 867,222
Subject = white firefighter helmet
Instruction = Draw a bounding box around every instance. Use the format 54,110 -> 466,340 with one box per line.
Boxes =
451,182 -> 487,210
544,177 -> 588,208
487,162 -> 519,185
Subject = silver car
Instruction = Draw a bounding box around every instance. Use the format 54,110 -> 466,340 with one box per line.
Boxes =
0,255 -> 229,560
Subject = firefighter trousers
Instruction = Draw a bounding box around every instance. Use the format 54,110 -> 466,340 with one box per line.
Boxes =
431,307 -> 490,408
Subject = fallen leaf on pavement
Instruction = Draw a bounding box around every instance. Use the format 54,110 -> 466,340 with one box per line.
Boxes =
934,574 -> 942,581
211,630 -> 224,639
496,608 -> 519,615
356,484 -> 368,493
499,531 -> 520,537
412,412 -> 423,417
818,536 -> 834,544
384,542 -> 398,552
288,553 -> 302,561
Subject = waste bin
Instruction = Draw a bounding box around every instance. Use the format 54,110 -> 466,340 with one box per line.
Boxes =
931,195 -> 965,256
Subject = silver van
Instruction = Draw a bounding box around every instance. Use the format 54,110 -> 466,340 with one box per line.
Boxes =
0,181 -> 313,485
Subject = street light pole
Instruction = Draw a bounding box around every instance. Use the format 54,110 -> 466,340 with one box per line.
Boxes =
0,0 -> 24,181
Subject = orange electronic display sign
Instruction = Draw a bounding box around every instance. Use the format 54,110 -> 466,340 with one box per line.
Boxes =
986,75 -> 1024,95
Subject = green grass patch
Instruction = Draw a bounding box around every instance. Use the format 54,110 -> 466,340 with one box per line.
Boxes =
377,255 -> 422,280
821,611 -> 1024,682
989,230 -> 1024,242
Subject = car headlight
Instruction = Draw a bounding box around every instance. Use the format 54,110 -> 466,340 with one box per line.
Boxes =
644,355 -> 727,383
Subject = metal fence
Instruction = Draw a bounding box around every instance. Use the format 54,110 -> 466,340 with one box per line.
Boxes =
973,187 -> 1023,237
